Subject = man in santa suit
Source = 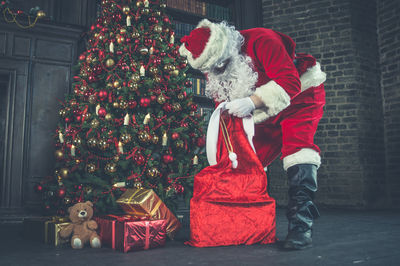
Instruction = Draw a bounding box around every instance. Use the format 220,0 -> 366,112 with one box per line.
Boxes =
179,19 -> 326,250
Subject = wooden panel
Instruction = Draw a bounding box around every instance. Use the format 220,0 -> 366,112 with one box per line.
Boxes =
13,36 -> 31,57
0,32 -> 6,56
35,39 -> 72,62
24,63 -> 70,206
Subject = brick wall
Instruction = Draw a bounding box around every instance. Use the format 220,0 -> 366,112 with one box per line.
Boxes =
262,0 -> 388,209
377,0 -> 400,206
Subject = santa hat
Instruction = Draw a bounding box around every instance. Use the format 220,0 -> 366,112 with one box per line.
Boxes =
179,19 -> 229,71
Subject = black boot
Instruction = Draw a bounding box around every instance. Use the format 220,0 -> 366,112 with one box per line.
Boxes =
283,164 -> 320,250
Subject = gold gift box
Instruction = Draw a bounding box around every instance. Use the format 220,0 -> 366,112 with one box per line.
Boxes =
117,188 -> 181,239
23,216 -> 70,247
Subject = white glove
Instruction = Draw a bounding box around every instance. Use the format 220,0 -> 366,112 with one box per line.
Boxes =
225,97 -> 256,117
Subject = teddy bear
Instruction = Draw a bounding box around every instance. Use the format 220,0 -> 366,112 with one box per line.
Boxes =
60,201 -> 101,249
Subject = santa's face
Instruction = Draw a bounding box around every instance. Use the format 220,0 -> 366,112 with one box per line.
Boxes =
205,51 -> 258,102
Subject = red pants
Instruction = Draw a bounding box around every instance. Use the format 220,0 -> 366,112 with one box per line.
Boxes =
253,84 -> 325,168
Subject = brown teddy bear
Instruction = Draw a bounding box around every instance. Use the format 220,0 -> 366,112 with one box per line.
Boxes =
60,201 -> 101,249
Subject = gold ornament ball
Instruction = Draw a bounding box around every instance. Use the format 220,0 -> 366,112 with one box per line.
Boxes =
136,1 -> 143,7
147,167 -> 160,178
157,94 -> 166,104
106,58 -> 115,67
163,65 -> 170,72
132,31 -> 140,39
154,76 -> 162,83
120,28 -> 127,34
105,113 -> 112,121
131,73 -> 140,82
36,10 -> 46,18
59,109 -> 66,117
98,139 -> 110,150
154,25 -> 162,33
113,80 -> 120,88
105,162 -> 117,173
129,82 -> 139,91
87,138 -> 98,148
91,119 -> 100,128
88,95 -> 97,104
138,131 -> 151,143
60,168 -> 69,179
122,6 -> 130,14
83,113 -> 91,120
73,137 -> 82,146
155,11 -> 161,16
178,93 -> 185,100
142,8 -> 150,15
119,100 -> 128,109
175,140 -> 184,149
99,35 -> 104,40
152,135 -> 159,144
55,150 -> 64,159
170,69 -> 179,77
86,163 -> 96,173
113,155 -> 120,162
121,133 -> 132,144
113,102 -> 120,108
149,66 -> 159,75
173,103 -> 182,111
75,159 -> 81,164
107,82 -> 113,88
160,3 -> 167,8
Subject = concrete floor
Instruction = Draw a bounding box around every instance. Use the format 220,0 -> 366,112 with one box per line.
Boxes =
0,208 -> 399,266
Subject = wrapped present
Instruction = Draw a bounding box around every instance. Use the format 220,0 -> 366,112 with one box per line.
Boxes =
23,216 -> 70,247
94,215 -> 167,253
116,188 -> 181,239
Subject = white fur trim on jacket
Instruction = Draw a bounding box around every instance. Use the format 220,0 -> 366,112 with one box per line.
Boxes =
283,148 -> 321,171
300,62 -> 326,92
179,19 -> 228,71
253,62 -> 326,124
253,80 -> 291,121
206,102 -> 256,167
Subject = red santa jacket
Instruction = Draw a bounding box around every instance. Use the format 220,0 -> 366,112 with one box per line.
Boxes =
239,28 -> 326,123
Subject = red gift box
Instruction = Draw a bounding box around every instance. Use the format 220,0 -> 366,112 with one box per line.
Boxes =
94,215 -> 167,253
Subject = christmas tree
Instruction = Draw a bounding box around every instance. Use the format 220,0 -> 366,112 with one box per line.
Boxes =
36,0 -> 207,215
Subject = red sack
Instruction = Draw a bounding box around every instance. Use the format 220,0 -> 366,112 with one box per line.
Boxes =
186,111 -> 276,247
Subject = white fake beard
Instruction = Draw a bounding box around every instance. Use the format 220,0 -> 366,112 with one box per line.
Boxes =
205,53 -> 258,102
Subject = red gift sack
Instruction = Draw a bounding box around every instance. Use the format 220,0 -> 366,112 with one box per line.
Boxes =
186,110 -> 276,247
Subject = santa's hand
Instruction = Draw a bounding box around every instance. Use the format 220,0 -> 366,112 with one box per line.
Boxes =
225,97 -> 256,117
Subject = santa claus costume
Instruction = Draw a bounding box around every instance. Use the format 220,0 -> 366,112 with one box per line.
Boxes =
179,19 -> 326,249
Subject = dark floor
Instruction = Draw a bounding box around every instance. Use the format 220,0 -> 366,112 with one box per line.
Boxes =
0,208 -> 399,266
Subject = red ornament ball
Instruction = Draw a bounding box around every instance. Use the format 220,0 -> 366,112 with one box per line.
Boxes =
134,154 -> 145,166
196,137 -> 206,147
171,132 -> 180,140
65,117 -> 72,123
140,97 -> 151,107
163,103 -> 172,113
184,80 -> 192,88
98,107 -> 107,117
34,184 -> 43,193
190,104 -> 198,112
162,154 -> 174,164
57,188 -> 66,198
79,54 -> 86,61
98,90 -> 108,100
128,100 -> 137,109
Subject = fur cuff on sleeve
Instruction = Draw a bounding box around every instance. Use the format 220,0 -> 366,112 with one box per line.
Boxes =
253,80 -> 291,123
